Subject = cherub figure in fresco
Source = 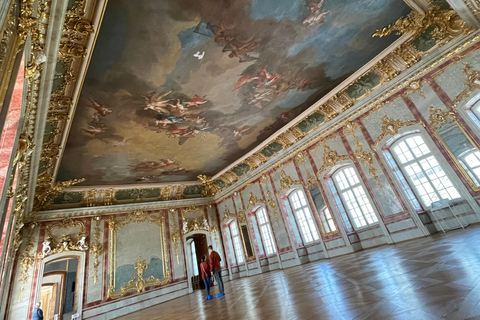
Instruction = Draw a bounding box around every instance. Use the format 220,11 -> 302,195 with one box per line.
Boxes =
155,114 -> 185,126
83,125 -> 106,137
88,99 -> 112,116
185,94 -> 208,108
233,126 -> 254,137
209,23 -> 261,63
143,91 -> 173,114
234,66 -> 279,90
303,0 -> 329,27
223,39 -> 261,63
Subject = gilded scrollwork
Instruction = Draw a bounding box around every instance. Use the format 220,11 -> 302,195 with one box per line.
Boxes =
169,210 -> 181,264
278,170 -> 302,194
372,115 -> 421,149
452,64 -> 480,111
317,145 -> 352,174
248,192 -> 264,207
428,105 -> 456,129
198,175 -> 221,197
373,7 -> 472,42
43,218 -> 88,257
90,217 -> 103,284
181,205 -> 209,234
33,178 -> 85,211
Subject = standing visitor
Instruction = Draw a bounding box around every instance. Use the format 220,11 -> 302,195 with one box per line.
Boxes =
200,255 -> 213,300
32,302 -> 44,320
208,245 -> 225,297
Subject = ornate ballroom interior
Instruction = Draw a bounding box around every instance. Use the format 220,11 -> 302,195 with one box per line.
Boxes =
2,0 -> 480,319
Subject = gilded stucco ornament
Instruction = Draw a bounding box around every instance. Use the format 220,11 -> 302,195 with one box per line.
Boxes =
198,175 -> 221,197
90,216 -> 103,284
372,116 -> 421,149
248,192 -> 264,207
373,7 -> 472,42
428,106 -> 457,129
354,141 -> 383,190
42,218 -> 88,257
34,178 -> 85,211
169,210 -> 181,264
318,145 -> 352,174
452,64 -> 480,110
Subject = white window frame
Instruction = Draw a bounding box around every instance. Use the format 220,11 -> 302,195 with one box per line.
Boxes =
458,149 -> 480,186
332,166 -> 378,229
390,133 -> 460,207
287,189 -> 320,244
318,207 -> 337,234
229,221 -> 244,265
255,207 -> 276,256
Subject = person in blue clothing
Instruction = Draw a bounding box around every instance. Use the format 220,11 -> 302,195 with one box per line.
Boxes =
32,302 -> 43,320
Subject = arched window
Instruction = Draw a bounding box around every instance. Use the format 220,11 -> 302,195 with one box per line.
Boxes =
390,134 -> 460,207
458,149 -> 480,185
190,241 -> 199,276
255,207 -> 276,255
332,166 -> 378,229
287,189 -> 319,243
229,221 -> 244,264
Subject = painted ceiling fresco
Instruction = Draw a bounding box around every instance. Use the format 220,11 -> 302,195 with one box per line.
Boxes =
58,0 -> 411,186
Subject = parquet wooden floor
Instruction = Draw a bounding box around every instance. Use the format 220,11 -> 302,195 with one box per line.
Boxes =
115,226 -> 480,320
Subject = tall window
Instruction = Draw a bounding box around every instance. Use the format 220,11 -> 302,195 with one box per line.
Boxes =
319,207 -> 336,233
288,189 -> 319,243
255,207 -> 276,255
459,150 -> 480,185
230,221 -> 244,264
190,241 -> 198,276
391,135 -> 460,207
332,167 -> 378,229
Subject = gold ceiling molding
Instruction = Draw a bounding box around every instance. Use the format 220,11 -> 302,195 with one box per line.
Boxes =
373,6 -> 472,41
36,0 -> 96,197
33,178 -> 85,212
214,33 -> 480,203
198,175 -> 221,197
372,116 -> 422,149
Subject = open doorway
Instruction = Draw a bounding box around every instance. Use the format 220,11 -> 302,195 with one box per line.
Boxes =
186,234 -> 209,291
38,257 -> 81,320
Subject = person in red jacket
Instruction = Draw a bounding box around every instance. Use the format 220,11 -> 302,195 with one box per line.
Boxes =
208,245 -> 225,297
200,255 -> 213,300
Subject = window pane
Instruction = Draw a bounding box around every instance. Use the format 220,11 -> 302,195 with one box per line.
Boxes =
289,190 -> 319,243
392,135 -> 460,207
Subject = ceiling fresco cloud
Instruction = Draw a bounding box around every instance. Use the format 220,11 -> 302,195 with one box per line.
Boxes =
57,0 -> 411,186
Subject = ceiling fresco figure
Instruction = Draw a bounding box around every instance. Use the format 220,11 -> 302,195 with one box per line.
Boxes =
58,0 -> 411,185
